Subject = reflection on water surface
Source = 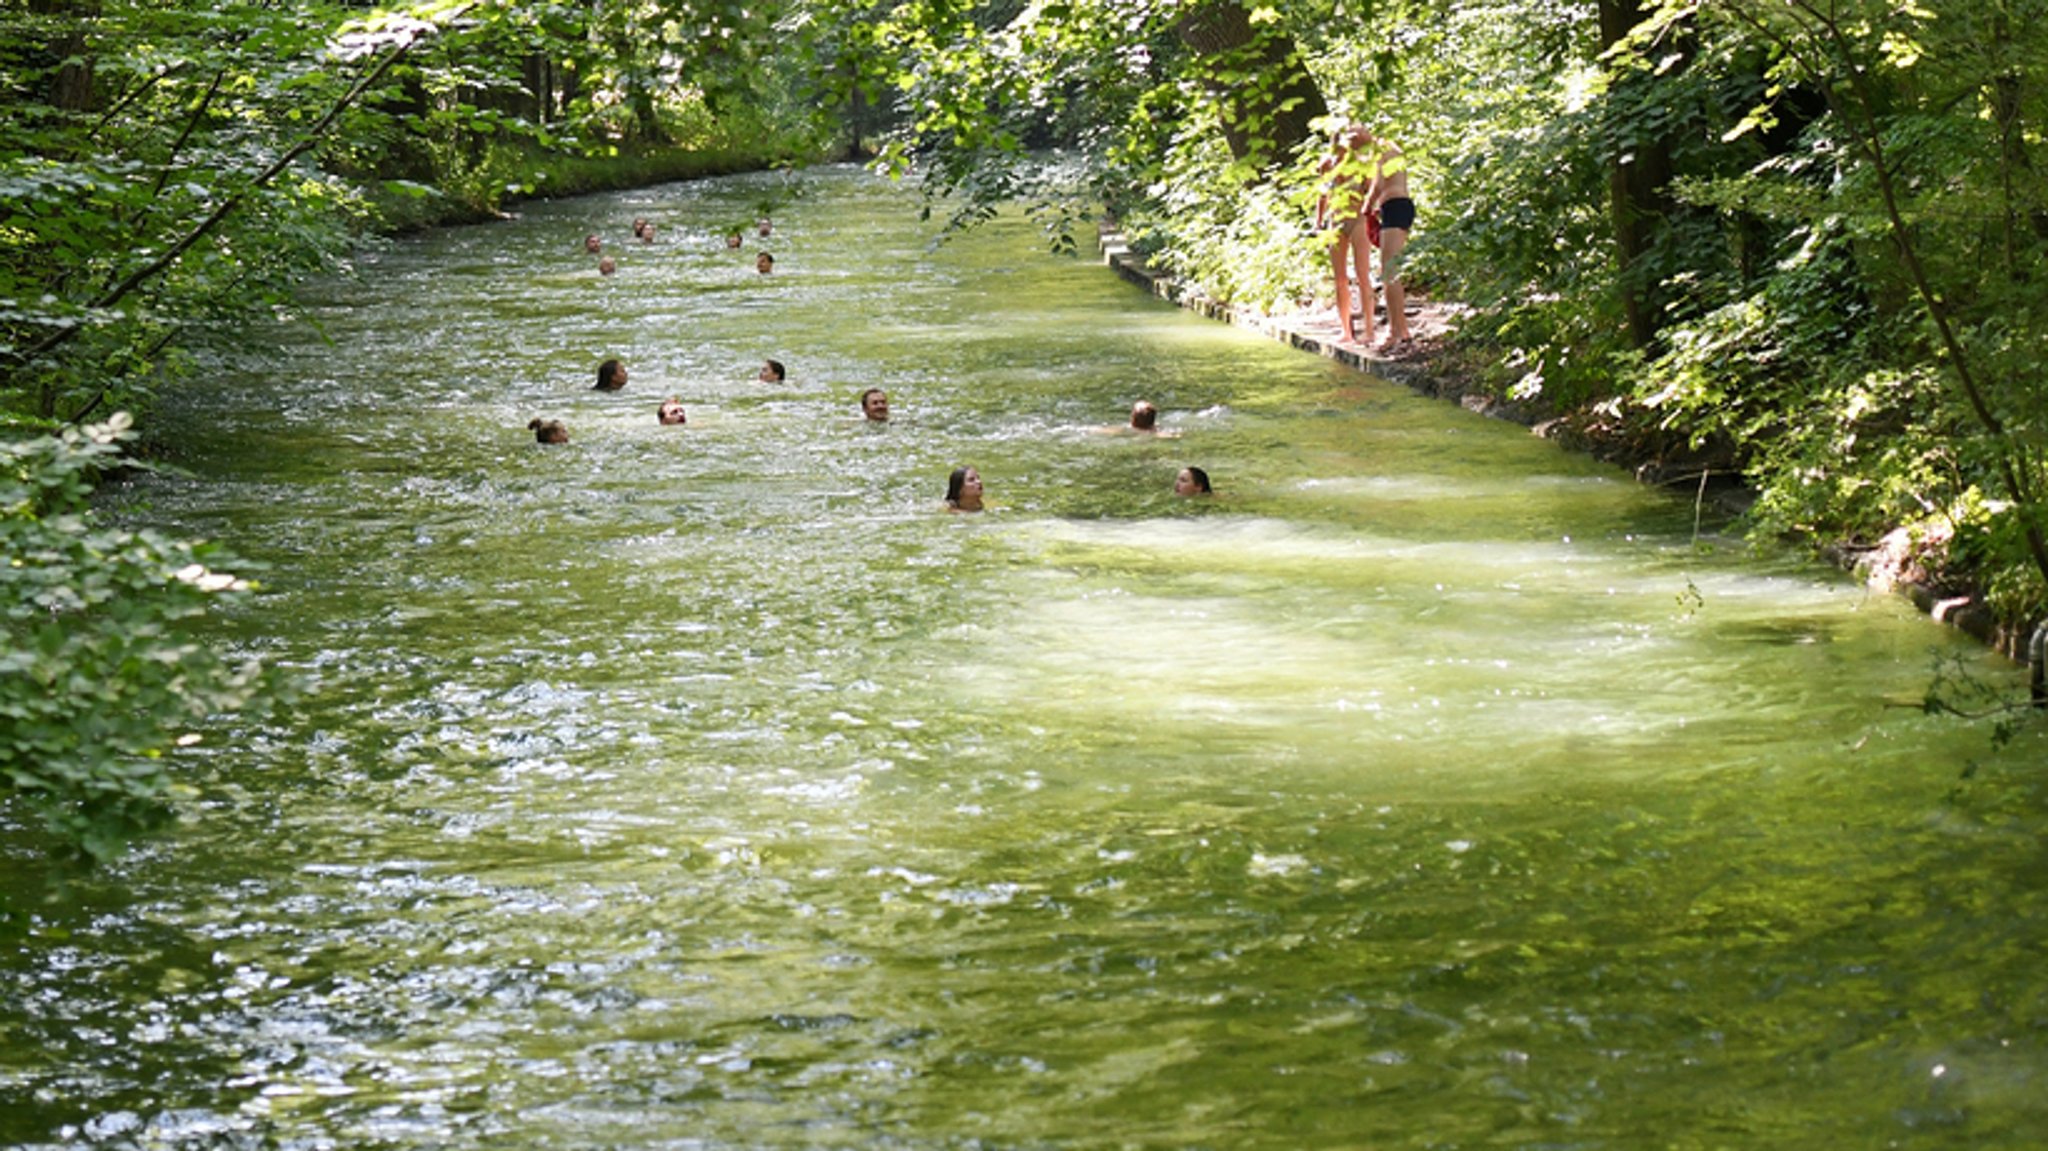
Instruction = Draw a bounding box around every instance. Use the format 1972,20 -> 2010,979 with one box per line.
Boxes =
3,165 -> 2045,1149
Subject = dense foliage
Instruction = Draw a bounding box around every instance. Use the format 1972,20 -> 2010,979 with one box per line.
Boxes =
1,414 -> 276,860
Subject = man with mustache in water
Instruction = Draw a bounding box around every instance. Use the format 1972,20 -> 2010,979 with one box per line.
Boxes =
860,388 -> 890,423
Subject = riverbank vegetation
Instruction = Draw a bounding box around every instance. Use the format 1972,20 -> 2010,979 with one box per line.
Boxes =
6,0 -> 2044,857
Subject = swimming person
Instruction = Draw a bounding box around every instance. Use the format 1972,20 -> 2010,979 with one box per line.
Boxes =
529,418 -> 569,444
944,466 -> 984,512
756,251 -> 775,274
758,359 -> 785,383
595,359 -> 628,391
860,388 -> 890,423
1174,466 -> 1212,496
598,256 -> 617,276
657,397 -> 687,425
1090,399 -> 1177,437
583,233 -> 602,254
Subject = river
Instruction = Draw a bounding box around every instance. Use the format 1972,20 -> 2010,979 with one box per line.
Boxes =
3,164 -> 2044,1148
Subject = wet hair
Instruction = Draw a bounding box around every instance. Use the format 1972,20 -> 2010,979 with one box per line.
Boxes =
598,256 -> 617,275
595,358 -> 625,390
1183,466 -> 1212,494
528,417 -> 568,444
657,397 -> 686,425
761,359 -> 785,382
860,387 -> 887,412
1130,401 -> 1158,431
945,466 -> 973,507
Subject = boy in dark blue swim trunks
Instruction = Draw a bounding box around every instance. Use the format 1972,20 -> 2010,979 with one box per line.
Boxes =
1361,129 -> 1416,352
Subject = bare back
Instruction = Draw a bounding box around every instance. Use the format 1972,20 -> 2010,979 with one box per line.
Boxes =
1367,142 -> 1409,214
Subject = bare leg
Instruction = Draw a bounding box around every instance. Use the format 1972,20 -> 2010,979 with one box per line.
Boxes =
1379,227 -> 1411,346
1349,223 -> 1376,345
1328,232 -> 1357,343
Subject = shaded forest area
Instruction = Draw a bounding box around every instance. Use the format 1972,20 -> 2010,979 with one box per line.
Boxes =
5,0 -> 2046,857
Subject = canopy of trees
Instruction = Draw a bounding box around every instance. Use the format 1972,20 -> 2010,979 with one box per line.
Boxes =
5,0 -> 2044,856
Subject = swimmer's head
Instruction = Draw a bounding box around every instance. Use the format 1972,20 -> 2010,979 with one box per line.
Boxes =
1174,466 -> 1212,496
759,359 -> 785,383
657,397 -> 687,425
946,466 -> 983,511
1130,401 -> 1158,431
860,388 -> 890,422
595,359 -> 627,391
529,417 -> 569,444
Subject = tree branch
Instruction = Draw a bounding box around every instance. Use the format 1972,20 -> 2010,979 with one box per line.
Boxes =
85,62 -> 186,147
3,22 -> 437,380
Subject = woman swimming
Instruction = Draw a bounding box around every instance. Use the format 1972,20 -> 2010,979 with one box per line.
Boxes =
944,466 -> 984,512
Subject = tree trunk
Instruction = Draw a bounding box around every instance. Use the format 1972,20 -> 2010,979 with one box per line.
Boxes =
30,0 -> 100,112
1598,0 -> 1680,349
522,52 -> 553,123
1175,0 -> 1328,172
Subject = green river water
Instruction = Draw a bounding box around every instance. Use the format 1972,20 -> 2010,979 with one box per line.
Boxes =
3,165 -> 2045,1149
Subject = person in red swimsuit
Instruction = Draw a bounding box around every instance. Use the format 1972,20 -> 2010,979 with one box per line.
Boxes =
1315,123 -> 1378,347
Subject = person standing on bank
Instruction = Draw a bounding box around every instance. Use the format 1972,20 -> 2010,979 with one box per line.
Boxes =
1361,127 -> 1416,353
1315,123 -> 1376,347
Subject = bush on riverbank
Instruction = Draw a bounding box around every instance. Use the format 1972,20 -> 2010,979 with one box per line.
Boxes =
0,416 -> 282,861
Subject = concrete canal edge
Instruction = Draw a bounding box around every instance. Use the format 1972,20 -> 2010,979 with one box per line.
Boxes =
1096,226 -> 2047,673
